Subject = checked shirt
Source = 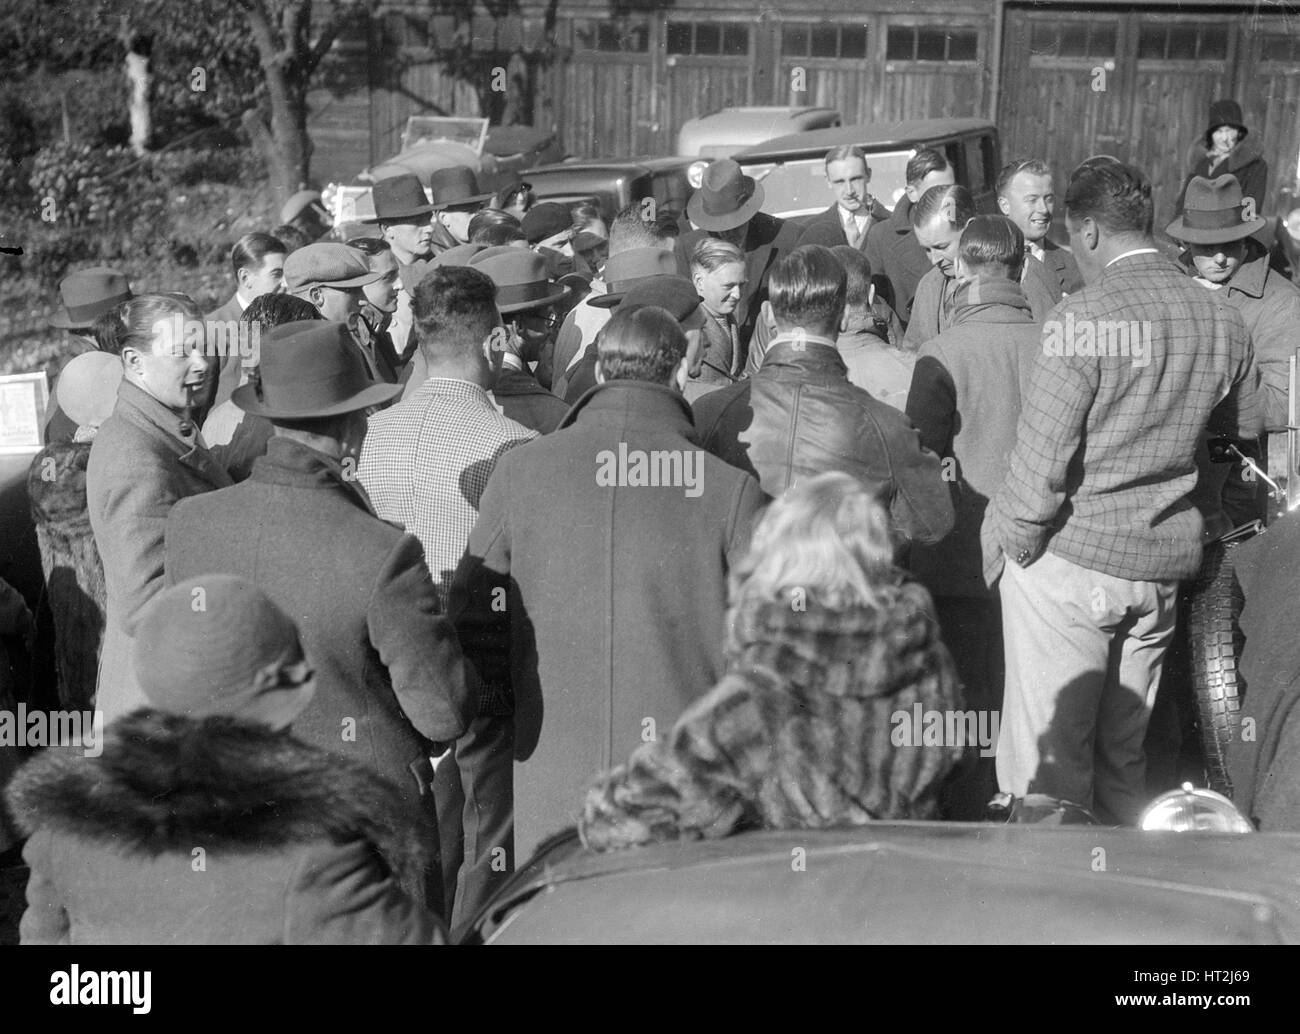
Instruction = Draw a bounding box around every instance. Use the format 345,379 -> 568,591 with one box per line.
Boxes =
986,250 -> 1263,583
359,377 -> 536,606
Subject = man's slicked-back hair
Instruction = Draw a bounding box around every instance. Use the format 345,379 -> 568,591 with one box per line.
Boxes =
689,237 -> 744,276
240,293 -> 324,333
906,148 -> 951,188
911,183 -> 976,231
412,266 -> 499,358
596,305 -> 687,385
959,214 -> 1025,281
231,232 -> 287,277
1065,160 -> 1154,235
830,245 -> 873,307
825,144 -> 868,169
995,157 -> 1053,199
768,245 -> 847,334
609,202 -> 672,255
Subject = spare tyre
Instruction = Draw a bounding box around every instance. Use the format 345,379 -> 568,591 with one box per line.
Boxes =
1186,538 -> 1248,796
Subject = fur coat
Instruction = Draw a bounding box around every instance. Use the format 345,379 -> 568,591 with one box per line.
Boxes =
579,577 -> 965,851
4,710 -> 445,944
28,440 -> 105,711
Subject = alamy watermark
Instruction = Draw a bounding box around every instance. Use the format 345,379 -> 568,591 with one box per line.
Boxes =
0,705 -> 103,757
1043,315 -> 1151,368
890,704 -> 999,758
154,315 -> 261,366
595,444 -> 705,497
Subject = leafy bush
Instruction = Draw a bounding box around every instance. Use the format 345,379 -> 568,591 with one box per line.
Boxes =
28,142 -> 139,227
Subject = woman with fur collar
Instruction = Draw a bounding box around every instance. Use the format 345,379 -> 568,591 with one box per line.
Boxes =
5,575 -> 444,944
580,472 -> 965,851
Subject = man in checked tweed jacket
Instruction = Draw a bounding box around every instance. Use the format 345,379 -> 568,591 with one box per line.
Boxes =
358,265 -> 535,934
982,159 -> 1264,825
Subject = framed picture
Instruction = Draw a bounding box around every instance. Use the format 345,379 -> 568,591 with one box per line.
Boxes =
0,372 -> 49,453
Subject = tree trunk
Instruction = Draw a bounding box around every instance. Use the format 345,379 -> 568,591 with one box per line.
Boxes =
125,51 -> 150,156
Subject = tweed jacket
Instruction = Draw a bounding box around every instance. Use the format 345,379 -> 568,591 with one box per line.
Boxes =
87,381 -> 233,723
448,380 -> 765,859
985,250 -> 1265,584
579,582 -> 964,851
6,710 -> 443,944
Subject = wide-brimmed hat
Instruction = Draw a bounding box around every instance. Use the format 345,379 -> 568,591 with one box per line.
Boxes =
687,159 -> 764,232
361,173 -> 437,223
427,242 -> 486,270
233,320 -> 401,419
468,247 -> 569,313
589,248 -> 681,306
1205,99 -> 1248,147
612,275 -> 707,330
284,243 -> 383,293
134,574 -> 315,732
429,166 -> 494,211
55,351 -> 123,429
49,267 -> 132,330
1166,175 -> 1266,244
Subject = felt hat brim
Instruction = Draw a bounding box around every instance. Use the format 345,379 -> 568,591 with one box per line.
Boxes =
232,380 -> 401,420
1165,214 -> 1267,244
687,181 -> 765,232
498,284 -> 570,315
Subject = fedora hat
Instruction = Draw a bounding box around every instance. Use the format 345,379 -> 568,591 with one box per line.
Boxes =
49,266 -> 132,330
135,574 -> 315,732
468,247 -> 569,313
55,351 -> 123,430
1166,175 -> 1266,244
613,275 -> 707,330
686,159 -> 765,232
361,173 -> 436,224
232,320 -> 401,419
588,248 -> 679,305
429,166 -> 493,211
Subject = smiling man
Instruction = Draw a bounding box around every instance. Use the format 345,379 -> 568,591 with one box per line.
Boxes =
797,145 -> 890,253
997,158 -> 1083,300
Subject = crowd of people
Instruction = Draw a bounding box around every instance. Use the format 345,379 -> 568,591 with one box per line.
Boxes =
5,95 -> 1300,943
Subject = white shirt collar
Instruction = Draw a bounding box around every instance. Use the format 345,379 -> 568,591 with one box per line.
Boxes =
1105,247 -> 1160,268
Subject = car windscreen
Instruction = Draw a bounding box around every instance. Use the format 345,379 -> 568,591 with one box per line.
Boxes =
740,149 -> 916,219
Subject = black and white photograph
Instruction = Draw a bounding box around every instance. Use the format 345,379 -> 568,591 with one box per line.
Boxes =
0,0 -> 1298,981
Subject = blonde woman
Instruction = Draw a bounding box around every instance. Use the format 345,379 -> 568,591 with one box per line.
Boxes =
580,471 -> 964,851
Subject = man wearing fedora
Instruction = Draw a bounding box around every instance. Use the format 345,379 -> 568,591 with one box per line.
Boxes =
544,203 -> 677,397
465,246 -> 572,432
364,173 -> 440,359
428,166 -> 495,255
1168,173 -> 1300,524
164,320 -> 475,916
44,267 -> 133,443
1174,99 -> 1269,248
449,304 -> 764,880
675,158 -> 801,353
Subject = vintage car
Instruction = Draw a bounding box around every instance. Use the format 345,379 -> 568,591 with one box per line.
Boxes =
519,156 -> 700,224
675,105 -> 843,159
465,792 -> 1300,944
732,117 -> 1002,221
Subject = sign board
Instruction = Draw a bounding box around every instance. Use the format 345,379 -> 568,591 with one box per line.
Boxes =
0,372 -> 49,453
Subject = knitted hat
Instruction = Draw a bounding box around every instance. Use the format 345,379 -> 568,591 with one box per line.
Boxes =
134,575 -> 315,730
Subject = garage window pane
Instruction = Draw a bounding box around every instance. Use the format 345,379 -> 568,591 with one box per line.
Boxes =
1059,22 -> 1089,57
841,25 -> 868,59
916,27 -> 946,60
1137,26 -> 1166,60
886,26 -> 915,60
782,24 -> 810,57
1167,25 -> 1198,59
1089,24 -> 1117,55
948,30 -> 977,61
667,23 -> 691,55
1199,29 -> 1228,60
811,25 -> 838,58
722,25 -> 749,56
1030,23 -> 1058,56
1262,34 -> 1296,62
695,23 -> 721,55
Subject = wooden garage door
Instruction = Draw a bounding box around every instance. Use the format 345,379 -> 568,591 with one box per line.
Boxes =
663,19 -> 757,149
559,18 -> 657,158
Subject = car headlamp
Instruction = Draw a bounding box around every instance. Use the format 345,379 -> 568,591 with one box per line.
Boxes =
1138,782 -> 1254,833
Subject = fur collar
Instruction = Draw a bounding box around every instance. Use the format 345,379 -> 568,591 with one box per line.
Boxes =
4,709 -> 426,889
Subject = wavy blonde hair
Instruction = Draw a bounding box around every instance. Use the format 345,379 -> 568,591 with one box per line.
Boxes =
730,472 -> 895,611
